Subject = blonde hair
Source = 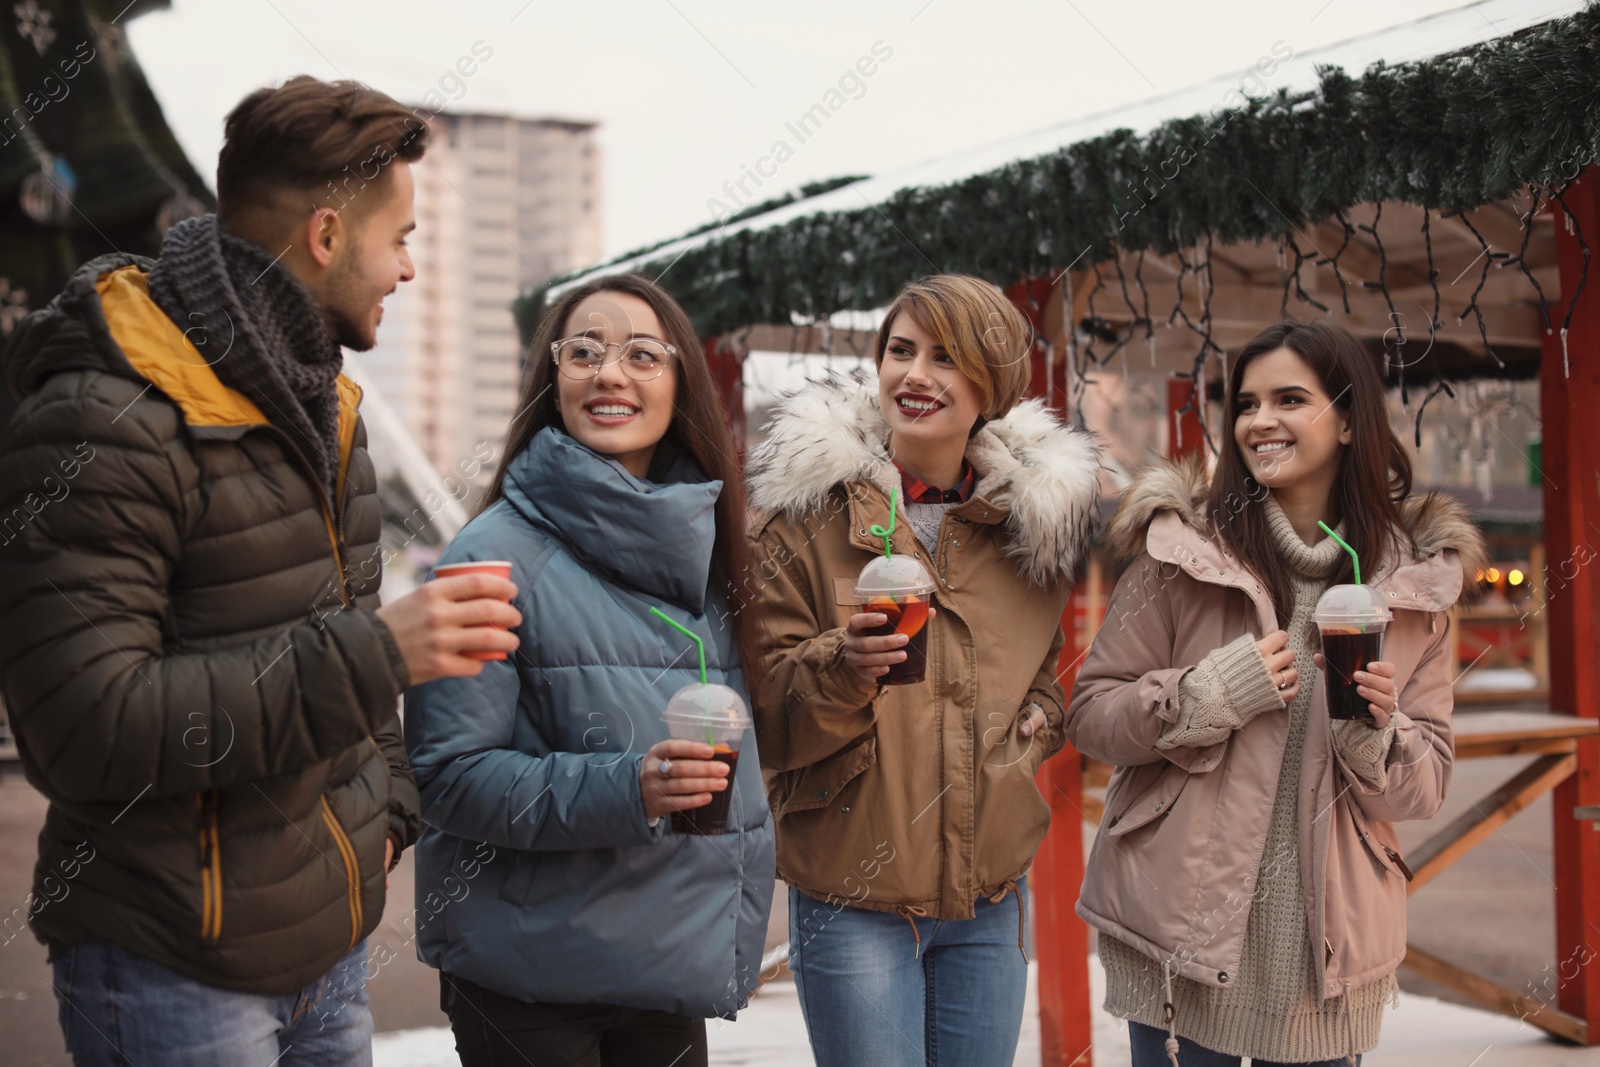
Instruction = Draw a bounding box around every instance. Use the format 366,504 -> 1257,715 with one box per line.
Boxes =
874,275 -> 1033,422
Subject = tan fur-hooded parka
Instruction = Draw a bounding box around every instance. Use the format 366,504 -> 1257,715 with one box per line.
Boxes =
1067,456 -> 1488,999
745,377 -> 1101,920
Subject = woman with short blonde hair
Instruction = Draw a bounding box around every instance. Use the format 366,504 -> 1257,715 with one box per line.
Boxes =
872,274 -> 1034,422
746,274 -> 1100,1067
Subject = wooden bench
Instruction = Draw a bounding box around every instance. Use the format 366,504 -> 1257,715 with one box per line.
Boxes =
1401,710 -> 1598,1044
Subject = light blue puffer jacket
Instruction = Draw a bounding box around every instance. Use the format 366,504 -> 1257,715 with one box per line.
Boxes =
404,427 -> 775,1018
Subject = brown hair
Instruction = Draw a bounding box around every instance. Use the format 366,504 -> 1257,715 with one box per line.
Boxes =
874,275 -> 1033,427
482,274 -> 759,678
217,76 -> 429,234
1207,318 -> 1414,621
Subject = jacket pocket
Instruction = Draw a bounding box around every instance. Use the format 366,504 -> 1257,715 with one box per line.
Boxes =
318,796 -> 363,951
1344,796 -> 1409,880
1103,764 -> 1188,838
778,736 -> 877,817
196,790 -> 222,941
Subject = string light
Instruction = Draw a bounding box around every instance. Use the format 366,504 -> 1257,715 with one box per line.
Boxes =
1549,183 -> 1590,381
1445,208 -> 1507,370
1414,208 -> 1455,448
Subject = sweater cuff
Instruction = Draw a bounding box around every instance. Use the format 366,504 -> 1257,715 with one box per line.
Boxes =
1156,634 -> 1282,750
1333,719 -> 1397,790
1210,632 -> 1287,718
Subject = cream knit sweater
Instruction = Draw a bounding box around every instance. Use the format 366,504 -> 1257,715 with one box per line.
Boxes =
1101,501 -> 1398,1061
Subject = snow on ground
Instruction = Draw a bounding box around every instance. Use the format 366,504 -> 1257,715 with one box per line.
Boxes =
373,955 -> 1600,1066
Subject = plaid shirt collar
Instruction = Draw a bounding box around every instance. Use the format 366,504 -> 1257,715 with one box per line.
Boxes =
895,460 -> 976,505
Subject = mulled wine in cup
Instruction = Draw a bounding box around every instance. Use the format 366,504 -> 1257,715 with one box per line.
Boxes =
661,683 -> 751,835
1314,584 -> 1392,725
855,555 -> 936,685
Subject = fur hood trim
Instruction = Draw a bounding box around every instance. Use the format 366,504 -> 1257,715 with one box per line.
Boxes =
747,374 -> 1102,587
1105,454 -> 1491,601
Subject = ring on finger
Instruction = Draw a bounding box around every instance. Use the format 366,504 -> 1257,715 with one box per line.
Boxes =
658,759 -> 672,778
1277,669 -> 1289,691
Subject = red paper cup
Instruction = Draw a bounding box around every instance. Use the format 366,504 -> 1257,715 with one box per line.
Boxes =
433,560 -> 514,661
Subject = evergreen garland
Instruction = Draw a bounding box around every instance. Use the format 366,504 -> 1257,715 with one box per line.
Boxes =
524,5 -> 1600,341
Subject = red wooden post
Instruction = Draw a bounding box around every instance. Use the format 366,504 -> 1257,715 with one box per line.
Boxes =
1007,276 -> 1096,1066
1009,276 -> 1061,408
1544,170 -> 1600,1041
1167,374 -> 1206,460
1035,626 -> 1095,1067
704,335 -> 747,456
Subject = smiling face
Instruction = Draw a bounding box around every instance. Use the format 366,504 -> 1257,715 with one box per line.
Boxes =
554,290 -> 677,478
1233,345 -> 1352,492
876,312 -> 984,452
320,162 -> 417,351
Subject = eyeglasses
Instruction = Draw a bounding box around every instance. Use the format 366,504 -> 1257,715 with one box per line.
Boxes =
551,336 -> 676,381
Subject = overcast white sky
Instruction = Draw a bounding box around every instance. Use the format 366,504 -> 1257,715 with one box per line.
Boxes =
128,0 -> 1475,264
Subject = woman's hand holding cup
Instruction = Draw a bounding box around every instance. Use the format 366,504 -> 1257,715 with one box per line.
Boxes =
1256,629 -> 1300,705
1311,654 -> 1398,726
843,606 -> 937,681
640,739 -> 730,822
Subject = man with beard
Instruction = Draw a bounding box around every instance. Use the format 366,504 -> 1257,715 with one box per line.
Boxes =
0,76 -> 521,1066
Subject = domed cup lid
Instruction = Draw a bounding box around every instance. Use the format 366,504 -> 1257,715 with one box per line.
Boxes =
661,683 -> 751,743
854,554 -> 936,598
1313,583 -> 1393,628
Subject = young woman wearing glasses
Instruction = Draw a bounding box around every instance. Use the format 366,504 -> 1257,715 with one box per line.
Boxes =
403,274 -> 774,1067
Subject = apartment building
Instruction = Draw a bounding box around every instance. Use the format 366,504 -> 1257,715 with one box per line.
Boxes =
362,112 -> 603,483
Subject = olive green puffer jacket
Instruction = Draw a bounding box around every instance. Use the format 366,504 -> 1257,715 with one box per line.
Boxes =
0,256 -> 417,995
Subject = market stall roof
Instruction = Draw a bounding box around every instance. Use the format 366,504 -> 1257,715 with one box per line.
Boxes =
541,0 -> 1597,340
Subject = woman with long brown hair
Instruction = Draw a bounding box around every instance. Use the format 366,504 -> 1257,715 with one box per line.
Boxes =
1067,318 -> 1486,1066
403,274 -> 774,1067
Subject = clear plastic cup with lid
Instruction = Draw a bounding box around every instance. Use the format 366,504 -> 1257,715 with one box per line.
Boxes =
1313,584 -> 1392,724
661,683 -> 751,835
855,554 -> 937,686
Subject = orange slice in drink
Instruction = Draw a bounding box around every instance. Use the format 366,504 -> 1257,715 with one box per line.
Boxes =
894,595 -> 929,637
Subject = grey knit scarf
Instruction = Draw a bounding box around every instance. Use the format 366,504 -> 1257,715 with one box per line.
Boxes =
1263,496 -> 1347,581
147,215 -> 343,496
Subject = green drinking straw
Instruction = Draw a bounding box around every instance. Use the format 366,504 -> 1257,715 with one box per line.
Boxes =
869,487 -> 900,559
648,607 -> 713,742
1316,520 -> 1361,583
648,607 -> 707,685
1317,520 -> 1367,634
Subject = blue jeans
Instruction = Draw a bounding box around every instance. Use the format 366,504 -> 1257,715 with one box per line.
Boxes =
50,939 -> 373,1067
789,882 -> 1028,1067
1128,1021 -> 1362,1067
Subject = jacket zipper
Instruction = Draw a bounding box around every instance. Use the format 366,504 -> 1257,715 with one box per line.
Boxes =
320,796 -> 363,951
307,434 -> 362,951
262,425 -> 354,608
267,425 -> 363,949
197,789 -> 222,940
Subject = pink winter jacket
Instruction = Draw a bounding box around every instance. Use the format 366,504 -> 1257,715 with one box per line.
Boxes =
1065,459 -> 1488,1001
